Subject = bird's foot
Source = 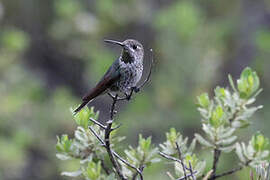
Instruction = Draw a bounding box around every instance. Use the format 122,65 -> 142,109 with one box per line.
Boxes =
133,86 -> 140,93
125,87 -> 140,101
125,92 -> 132,101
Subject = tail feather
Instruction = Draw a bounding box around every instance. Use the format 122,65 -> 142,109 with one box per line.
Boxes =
73,64 -> 120,114
73,100 -> 90,114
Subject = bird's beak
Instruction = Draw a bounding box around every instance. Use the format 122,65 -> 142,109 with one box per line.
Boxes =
104,39 -> 124,47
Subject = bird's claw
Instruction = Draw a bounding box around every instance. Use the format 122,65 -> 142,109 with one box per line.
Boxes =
124,92 -> 131,101
133,87 -> 140,93
127,95 -> 132,101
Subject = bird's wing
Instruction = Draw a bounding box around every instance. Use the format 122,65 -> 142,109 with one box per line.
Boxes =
73,62 -> 120,114
82,64 -> 120,101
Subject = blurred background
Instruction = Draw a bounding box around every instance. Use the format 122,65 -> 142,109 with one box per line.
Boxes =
0,0 -> 270,179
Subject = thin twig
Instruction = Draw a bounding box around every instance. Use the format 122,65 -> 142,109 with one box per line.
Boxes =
158,151 -> 193,171
213,166 -> 243,179
88,127 -> 113,175
167,171 -> 175,180
89,126 -> 143,179
111,150 -> 142,173
177,173 -> 197,180
210,148 -> 221,179
159,150 -> 198,180
188,161 -> 196,180
203,170 -> 213,180
88,126 -> 105,146
100,158 -> 111,175
176,143 -> 187,180
111,148 -> 143,179
132,165 -> 145,180
89,117 -> 106,129
210,161 -> 251,179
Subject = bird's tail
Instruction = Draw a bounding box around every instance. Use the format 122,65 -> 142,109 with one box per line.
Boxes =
73,100 -> 91,115
73,76 -> 112,114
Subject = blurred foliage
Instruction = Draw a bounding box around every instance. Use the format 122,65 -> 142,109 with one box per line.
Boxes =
0,0 -> 270,179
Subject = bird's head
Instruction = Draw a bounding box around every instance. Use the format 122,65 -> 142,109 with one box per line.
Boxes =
104,39 -> 144,63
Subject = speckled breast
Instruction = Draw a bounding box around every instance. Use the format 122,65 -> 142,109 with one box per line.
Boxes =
117,61 -> 143,93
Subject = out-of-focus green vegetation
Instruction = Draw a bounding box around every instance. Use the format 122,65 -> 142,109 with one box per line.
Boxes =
0,0 -> 270,179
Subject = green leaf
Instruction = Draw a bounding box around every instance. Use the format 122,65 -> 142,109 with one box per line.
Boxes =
219,128 -> 236,139
83,161 -> 102,180
56,134 -> 72,153
139,134 -> 152,152
235,143 -> 246,163
166,128 -> 178,145
214,87 -> 226,98
188,138 -> 197,153
251,132 -> 269,152
197,93 -> 210,108
237,67 -> 260,99
228,74 -> 237,92
56,153 -> 71,160
216,136 -> 237,146
219,144 -> 235,153
73,106 -> 98,129
61,170 -> 82,177
195,133 -> 214,148
210,105 -> 224,128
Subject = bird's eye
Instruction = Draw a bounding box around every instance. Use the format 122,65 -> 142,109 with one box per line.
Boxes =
132,45 -> 137,50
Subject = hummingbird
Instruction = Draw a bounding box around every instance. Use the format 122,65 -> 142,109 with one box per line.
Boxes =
74,39 -> 144,114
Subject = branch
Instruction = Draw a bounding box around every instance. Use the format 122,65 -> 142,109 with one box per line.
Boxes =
111,149 -> 143,180
89,117 -> 106,129
107,95 -> 144,180
159,151 -> 198,180
158,151 -> 193,172
88,96 -> 126,180
211,161 -> 251,179
177,173 -> 197,180
132,165 -> 145,180
176,143 -> 187,180
89,95 -> 144,180
104,94 -> 126,180
88,126 -> 105,146
100,158 -> 111,175
203,170 -> 213,180
213,166 -> 243,179
188,161 -> 196,180
210,148 -> 221,179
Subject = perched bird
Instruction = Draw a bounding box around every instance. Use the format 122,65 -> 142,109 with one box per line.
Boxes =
74,39 -> 144,114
